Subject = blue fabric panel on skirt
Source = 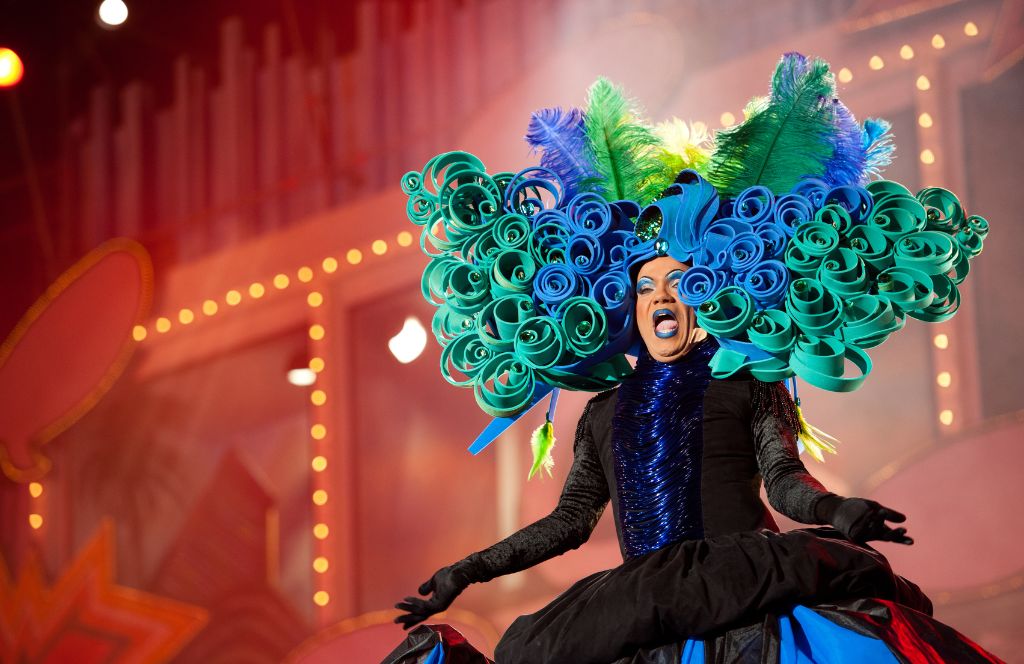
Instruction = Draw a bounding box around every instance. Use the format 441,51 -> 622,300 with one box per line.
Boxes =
424,642 -> 445,664
680,605 -> 898,663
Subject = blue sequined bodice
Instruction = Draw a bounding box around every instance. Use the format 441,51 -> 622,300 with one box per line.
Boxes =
612,339 -> 716,558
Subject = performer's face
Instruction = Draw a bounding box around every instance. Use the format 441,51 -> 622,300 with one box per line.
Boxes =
635,257 -> 705,363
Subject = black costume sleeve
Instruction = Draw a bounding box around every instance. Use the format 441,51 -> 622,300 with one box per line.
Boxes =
459,399 -> 610,584
751,382 -> 835,525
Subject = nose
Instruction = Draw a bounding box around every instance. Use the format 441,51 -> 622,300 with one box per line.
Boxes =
653,281 -> 676,305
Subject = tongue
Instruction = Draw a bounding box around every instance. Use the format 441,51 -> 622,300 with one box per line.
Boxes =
656,319 -> 678,334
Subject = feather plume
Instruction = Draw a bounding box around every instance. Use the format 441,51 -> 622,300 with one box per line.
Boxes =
525,107 -> 596,199
655,117 -> 712,181
583,78 -> 666,204
861,118 -> 895,180
705,53 -> 837,197
823,99 -> 865,187
528,419 -> 556,479
796,404 -> 839,463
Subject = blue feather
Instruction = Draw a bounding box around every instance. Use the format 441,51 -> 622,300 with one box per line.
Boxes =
823,98 -> 866,187
525,107 -> 595,200
862,118 -> 895,180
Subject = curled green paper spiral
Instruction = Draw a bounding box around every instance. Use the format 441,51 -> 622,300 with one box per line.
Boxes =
559,297 -> 609,358
696,287 -> 755,339
473,353 -> 537,417
514,316 -> 568,369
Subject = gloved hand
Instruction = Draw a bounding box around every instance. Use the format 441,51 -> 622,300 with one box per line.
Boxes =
818,496 -> 913,545
394,563 -> 474,629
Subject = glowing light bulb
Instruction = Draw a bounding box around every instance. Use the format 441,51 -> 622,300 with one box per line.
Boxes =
719,111 -> 735,127
346,249 -> 363,265
313,490 -> 328,506
97,0 -> 128,27
178,308 -> 194,325
964,22 -> 979,37
397,231 -> 413,247
936,371 -> 952,387
313,523 -> 329,539
313,590 -> 330,606
309,324 -> 325,341
918,112 -> 933,128
249,283 -> 265,299
297,266 -> 314,283
273,273 -> 290,289
900,45 -> 914,60
311,456 -> 328,472
29,482 -> 43,498
287,368 -> 316,386
202,299 -> 219,315
372,240 -> 388,255
932,34 -> 946,49
322,257 -> 339,273
155,317 -> 171,333
939,409 -> 954,426
310,424 -> 327,439
311,390 -> 327,406
132,325 -> 147,341
869,55 -> 884,70
313,556 -> 329,573
389,317 -> 428,364
307,292 -> 324,307
916,75 -> 931,91
920,149 -> 936,165
309,357 -> 325,373
0,48 -> 25,88
29,514 -> 43,529
934,333 -> 949,349
226,290 -> 242,306
837,67 -> 853,83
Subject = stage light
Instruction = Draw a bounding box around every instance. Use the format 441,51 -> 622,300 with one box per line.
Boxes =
934,333 -> 949,349
225,289 -> 242,306
248,282 -> 265,299
313,556 -> 329,573
297,266 -> 314,283
29,482 -> 43,498
313,523 -> 329,539
313,591 -> 330,606
155,317 -> 171,333
307,292 -> 323,307
372,240 -> 388,255
0,48 -> 24,88
900,45 -> 914,60
29,514 -> 43,529
964,22 -> 979,37
916,75 -> 931,91
869,55 -> 884,70
920,149 -> 935,165
313,490 -> 328,505
397,231 -> 413,247
309,324 -> 325,341
389,316 -> 427,364
310,424 -> 327,439
311,390 -> 327,406
132,325 -> 147,341
202,299 -> 218,316
918,112 -> 933,128
346,248 -> 363,265
178,308 -> 194,324
322,257 -> 338,273
932,34 -> 946,49
309,357 -> 325,373
288,368 -> 316,386
97,0 -> 128,27
273,273 -> 290,289
311,456 -> 327,472
837,67 -> 853,83
937,371 -> 952,387
719,111 -> 735,127
939,409 -> 954,426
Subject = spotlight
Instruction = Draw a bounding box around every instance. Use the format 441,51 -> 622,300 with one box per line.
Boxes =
0,48 -> 25,88
97,0 -> 128,28
288,368 -> 316,386
389,316 -> 427,364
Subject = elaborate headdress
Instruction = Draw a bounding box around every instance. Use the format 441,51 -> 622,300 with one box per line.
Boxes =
400,53 -> 989,468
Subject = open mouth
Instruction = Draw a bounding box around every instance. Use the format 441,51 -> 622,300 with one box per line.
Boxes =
652,309 -> 679,338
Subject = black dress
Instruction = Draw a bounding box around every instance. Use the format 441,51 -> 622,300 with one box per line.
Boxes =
391,340 -> 1003,663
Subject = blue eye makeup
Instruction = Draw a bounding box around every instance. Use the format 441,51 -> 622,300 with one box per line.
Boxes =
636,277 -> 654,295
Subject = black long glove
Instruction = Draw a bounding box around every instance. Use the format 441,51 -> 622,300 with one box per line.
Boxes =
394,563 -> 474,629
816,495 -> 914,545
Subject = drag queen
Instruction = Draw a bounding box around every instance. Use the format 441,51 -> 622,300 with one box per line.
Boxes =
387,54 -> 1001,662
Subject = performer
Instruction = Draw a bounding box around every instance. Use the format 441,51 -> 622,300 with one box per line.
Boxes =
387,54 -> 1001,663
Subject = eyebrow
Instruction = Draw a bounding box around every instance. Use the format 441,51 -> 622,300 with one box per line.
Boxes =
638,269 -> 684,280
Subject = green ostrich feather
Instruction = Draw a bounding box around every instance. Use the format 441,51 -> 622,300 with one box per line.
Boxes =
528,419 -> 556,479
583,78 -> 669,204
705,55 -> 837,197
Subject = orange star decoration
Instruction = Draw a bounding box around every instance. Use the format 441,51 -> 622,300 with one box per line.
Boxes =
0,521 -> 207,664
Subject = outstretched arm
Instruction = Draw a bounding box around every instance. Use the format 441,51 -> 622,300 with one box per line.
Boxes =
395,398 -> 611,628
752,382 -> 912,546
